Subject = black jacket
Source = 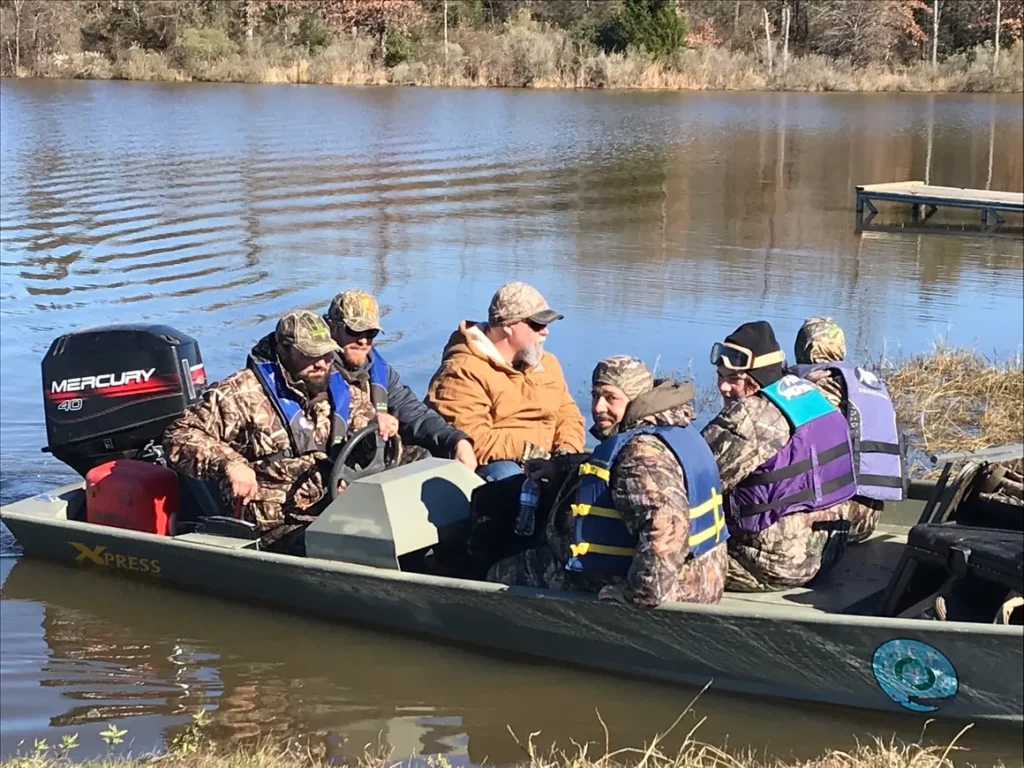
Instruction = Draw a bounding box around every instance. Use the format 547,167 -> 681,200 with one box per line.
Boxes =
339,354 -> 470,458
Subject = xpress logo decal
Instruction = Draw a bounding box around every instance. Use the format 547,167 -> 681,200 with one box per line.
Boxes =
70,541 -> 162,574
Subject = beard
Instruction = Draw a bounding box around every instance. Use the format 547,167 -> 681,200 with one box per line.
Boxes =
341,346 -> 370,368
590,418 -> 620,440
295,368 -> 330,396
514,342 -> 545,369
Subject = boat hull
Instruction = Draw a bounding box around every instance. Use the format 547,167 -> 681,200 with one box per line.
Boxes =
2,491 -> 1021,729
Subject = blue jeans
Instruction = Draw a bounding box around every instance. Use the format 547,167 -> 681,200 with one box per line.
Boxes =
476,460 -> 523,483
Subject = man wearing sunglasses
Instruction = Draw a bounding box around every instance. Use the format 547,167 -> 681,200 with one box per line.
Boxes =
700,320 -> 857,592
324,289 -> 477,471
426,281 -> 585,482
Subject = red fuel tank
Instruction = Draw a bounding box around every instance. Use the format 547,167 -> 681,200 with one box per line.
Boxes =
85,459 -> 179,535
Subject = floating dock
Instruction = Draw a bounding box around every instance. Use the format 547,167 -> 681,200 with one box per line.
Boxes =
855,181 -> 1024,232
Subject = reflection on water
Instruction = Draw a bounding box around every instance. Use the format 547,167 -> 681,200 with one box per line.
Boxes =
1,81 -> 1022,763
2,557 -> 1021,766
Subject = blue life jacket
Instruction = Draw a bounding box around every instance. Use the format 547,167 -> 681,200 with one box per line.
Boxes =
249,360 -> 350,457
566,425 -> 728,576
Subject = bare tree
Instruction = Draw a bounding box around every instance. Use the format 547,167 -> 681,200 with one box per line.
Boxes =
763,5 -> 773,74
995,0 -> 1002,67
931,0 -> 941,70
11,0 -> 24,75
806,0 -> 928,66
781,3 -> 790,74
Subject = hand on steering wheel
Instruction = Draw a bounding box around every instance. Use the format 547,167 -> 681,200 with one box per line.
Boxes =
329,423 -> 400,499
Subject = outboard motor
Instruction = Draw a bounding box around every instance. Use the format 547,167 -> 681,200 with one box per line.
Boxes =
42,324 -> 206,475
42,325 -> 208,535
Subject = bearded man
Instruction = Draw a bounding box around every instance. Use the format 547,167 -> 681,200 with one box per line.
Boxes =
165,310 -> 356,551
426,281 -> 585,482
323,289 -> 476,470
487,355 -> 728,607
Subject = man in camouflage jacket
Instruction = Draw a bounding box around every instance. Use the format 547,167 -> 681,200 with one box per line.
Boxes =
792,316 -> 883,544
164,310 -> 360,550
487,355 -> 728,607
701,321 -> 850,592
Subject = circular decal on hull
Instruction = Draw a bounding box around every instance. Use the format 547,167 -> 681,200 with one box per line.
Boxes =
872,639 -> 958,712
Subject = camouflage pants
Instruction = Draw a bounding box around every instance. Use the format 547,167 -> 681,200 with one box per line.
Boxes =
725,506 -> 849,592
486,545 -> 610,594
848,496 -> 883,545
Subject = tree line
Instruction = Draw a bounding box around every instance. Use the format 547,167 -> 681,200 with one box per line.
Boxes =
1,0 -> 1021,81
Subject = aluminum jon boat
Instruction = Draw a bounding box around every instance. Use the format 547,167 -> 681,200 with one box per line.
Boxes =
1,324 -> 1021,729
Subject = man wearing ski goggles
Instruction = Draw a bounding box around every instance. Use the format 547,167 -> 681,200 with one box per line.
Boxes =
700,320 -> 854,594
709,340 -> 787,402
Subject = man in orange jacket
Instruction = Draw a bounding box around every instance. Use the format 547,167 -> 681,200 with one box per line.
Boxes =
426,281 -> 585,481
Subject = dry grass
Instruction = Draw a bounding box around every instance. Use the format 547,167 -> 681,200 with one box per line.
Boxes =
0,709 -> 990,768
878,342 -> 1023,476
13,30 -> 1023,92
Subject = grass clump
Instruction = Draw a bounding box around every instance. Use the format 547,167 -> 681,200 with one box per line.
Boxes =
879,342 -> 1023,477
0,702 -> 990,768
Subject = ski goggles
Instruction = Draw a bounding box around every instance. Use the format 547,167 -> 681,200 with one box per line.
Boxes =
710,342 -> 785,371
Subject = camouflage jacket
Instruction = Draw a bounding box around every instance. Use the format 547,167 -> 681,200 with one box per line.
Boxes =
548,382 -> 727,607
163,340 -> 375,536
701,393 -> 849,590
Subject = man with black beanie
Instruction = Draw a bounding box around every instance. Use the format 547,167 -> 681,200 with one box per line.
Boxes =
701,320 -> 856,592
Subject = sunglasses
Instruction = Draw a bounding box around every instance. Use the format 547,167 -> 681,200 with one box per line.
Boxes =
339,324 -> 379,342
524,319 -> 548,332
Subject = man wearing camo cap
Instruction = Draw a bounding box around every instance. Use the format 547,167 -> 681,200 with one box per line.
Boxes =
486,355 -> 728,607
165,310 -> 351,552
789,316 -> 907,544
426,281 -> 585,482
323,289 -> 476,471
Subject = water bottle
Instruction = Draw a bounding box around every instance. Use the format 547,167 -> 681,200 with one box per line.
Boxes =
515,476 -> 539,537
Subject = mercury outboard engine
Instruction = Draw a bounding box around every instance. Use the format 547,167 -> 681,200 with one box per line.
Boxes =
42,324 -> 206,477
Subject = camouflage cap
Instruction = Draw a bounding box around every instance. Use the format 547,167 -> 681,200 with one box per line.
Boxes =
488,281 -> 564,326
794,316 -> 846,364
592,355 -> 655,401
276,310 -> 340,357
326,289 -> 382,333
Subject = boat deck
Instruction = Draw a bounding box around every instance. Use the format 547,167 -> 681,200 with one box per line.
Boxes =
721,526 -> 907,615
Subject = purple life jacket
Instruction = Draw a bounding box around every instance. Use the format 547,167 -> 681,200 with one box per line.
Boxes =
726,376 -> 858,535
790,362 -> 907,501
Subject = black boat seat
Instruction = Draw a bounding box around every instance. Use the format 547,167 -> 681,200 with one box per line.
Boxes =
905,522 -> 1023,593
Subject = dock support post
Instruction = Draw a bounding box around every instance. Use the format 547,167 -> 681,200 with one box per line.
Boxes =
911,203 -> 920,222
982,207 -> 1005,232
862,197 -> 877,227
855,193 -> 864,229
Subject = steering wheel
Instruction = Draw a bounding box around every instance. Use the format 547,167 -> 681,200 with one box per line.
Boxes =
329,423 -> 400,499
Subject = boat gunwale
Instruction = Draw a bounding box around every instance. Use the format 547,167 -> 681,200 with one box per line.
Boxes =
3,489 -> 1022,638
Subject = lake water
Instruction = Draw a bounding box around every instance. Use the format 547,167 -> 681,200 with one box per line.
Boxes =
1,80 -> 1022,764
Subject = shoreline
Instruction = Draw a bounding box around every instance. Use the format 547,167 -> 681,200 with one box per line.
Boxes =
4,41 -> 1021,95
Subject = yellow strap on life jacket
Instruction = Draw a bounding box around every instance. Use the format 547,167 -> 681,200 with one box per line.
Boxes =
578,462 -> 610,482
687,487 -> 726,547
689,489 -> 723,519
570,503 -> 620,519
569,542 -> 635,558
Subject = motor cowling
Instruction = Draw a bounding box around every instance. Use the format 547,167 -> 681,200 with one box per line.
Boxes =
42,324 -> 206,477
